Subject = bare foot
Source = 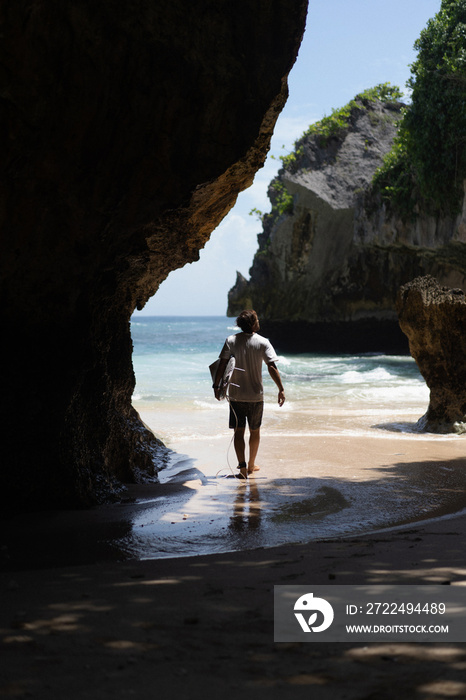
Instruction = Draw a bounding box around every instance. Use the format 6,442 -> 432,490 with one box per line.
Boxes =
247,465 -> 260,475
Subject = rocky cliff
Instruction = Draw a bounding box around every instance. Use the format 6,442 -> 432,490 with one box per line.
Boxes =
397,276 -> 466,433
1,0 -> 307,510
228,90 -> 466,352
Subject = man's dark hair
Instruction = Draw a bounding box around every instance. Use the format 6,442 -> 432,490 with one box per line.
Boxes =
236,309 -> 258,334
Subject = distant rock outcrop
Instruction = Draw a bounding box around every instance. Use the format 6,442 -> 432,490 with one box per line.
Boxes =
397,276 -> 466,433
228,92 -> 466,353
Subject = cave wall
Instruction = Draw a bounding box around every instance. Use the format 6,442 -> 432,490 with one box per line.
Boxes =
1,0 -> 307,510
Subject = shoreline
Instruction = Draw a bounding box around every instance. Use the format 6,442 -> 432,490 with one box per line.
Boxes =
2,420 -> 466,571
131,411 -> 466,561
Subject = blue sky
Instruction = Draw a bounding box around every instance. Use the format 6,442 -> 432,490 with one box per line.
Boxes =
135,0 -> 441,317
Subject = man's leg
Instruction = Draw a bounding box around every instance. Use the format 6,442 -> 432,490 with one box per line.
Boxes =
230,402 -> 247,478
248,428 -> 260,474
247,402 -> 263,475
233,428 -> 247,478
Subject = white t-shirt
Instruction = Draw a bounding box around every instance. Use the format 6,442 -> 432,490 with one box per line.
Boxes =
219,332 -> 278,402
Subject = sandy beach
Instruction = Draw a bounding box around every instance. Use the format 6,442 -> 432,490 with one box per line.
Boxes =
3,410 -> 466,568
2,417 -> 466,698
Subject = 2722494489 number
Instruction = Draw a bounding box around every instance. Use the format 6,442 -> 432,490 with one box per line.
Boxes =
364,602 -> 446,615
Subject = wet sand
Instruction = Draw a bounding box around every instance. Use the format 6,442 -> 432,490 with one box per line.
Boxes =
2,418 -> 466,570
123,405 -> 466,560
2,412 -> 466,698
119,428 -> 466,562
0,404 -> 466,569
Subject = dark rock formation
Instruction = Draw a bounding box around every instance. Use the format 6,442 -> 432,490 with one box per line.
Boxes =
1,1 -> 307,510
228,94 -> 466,353
397,276 -> 466,433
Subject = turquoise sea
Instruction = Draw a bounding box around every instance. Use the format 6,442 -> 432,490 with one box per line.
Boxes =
130,315 -> 429,442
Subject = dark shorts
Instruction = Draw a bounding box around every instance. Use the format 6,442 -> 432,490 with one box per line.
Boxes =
229,401 -> 264,430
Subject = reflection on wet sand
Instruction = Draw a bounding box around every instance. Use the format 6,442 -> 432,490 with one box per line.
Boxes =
229,479 -> 261,535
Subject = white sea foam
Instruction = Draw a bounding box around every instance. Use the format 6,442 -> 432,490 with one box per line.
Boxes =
264,401 -> 294,413
193,400 -> 224,410
175,432 -> 227,441
341,367 -> 394,383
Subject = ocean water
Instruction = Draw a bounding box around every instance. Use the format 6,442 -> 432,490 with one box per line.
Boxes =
130,315 -> 430,443
118,316 -> 466,560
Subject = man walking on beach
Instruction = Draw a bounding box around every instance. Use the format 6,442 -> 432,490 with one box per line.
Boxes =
213,309 -> 285,479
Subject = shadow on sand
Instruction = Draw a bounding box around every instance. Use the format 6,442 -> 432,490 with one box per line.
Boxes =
2,456 -> 466,571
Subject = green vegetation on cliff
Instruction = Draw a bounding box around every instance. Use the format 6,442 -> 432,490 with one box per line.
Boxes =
300,84 -> 402,145
280,83 -> 402,170
249,83 -> 402,225
373,0 -> 466,216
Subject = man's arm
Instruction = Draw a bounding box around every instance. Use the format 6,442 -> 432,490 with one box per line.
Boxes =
213,358 -> 228,400
267,362 -> 285,406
